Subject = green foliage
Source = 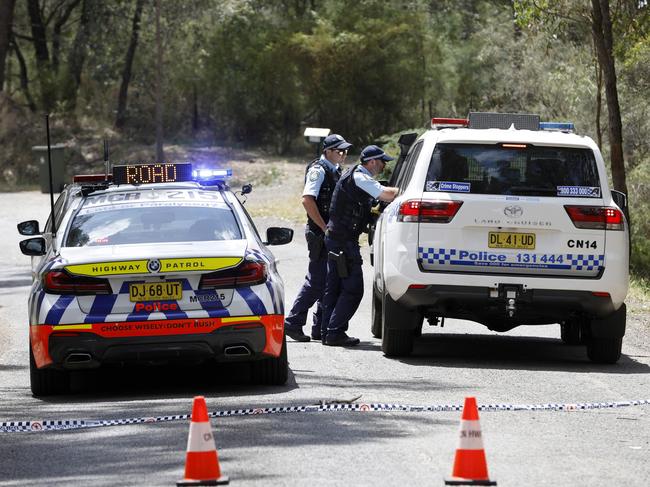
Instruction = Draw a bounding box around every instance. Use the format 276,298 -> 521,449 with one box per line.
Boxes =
2,0 -> 649,278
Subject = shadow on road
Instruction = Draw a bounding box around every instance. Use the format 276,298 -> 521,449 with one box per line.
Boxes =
30,361 -> 299,404
395,332 -> 650,374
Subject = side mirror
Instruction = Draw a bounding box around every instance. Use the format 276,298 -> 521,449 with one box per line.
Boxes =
241,184 -> 253,195
18,220 -> 41,235
265,227 -> 293,246
20,237 -> 46,256
611,190 -> 627,212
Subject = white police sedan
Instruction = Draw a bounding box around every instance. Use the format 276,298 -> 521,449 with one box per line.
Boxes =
18,162 -> 293,395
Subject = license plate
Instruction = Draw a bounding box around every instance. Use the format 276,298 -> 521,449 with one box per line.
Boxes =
488,232 -> 536,249
129,282 -> 183,302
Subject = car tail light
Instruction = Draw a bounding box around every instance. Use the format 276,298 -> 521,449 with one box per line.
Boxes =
564,205 -> 624,231
397,199 -> 463,223
43,271 -> 112,295
199,261 -> 267,289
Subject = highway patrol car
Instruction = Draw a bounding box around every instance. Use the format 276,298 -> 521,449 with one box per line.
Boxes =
372,112 -> 629,363
18,162 -> 293,395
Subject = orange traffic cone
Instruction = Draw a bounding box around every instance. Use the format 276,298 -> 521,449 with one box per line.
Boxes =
445,397 -> 496,486
177,396 -> 229,486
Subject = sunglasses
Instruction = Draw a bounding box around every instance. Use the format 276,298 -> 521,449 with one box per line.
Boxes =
335,149 -> 348,155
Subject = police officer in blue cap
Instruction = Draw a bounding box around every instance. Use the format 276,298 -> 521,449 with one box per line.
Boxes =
284,134 -> 352,342
321,145 -> 399,346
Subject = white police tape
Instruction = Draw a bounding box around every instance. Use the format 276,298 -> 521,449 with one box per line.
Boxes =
2,399 -> 649,433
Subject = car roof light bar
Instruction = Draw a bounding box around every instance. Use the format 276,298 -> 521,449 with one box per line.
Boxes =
540,122 -> 575,133
431,118 -> 469,129
192,168 -> 232,180
74,174 -> 114,183
468,112 -> 540,130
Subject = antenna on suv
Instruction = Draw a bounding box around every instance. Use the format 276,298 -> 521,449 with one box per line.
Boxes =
44,114 -> 56,238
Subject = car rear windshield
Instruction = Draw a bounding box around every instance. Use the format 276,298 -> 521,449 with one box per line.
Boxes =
66,204 -> 242,247
425,143 -> 601,197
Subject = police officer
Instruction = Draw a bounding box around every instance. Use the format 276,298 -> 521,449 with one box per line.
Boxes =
284,134 -> 352,342
321,145 -> 399,346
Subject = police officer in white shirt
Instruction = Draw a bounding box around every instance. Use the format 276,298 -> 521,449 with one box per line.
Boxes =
284,134 -> 352,342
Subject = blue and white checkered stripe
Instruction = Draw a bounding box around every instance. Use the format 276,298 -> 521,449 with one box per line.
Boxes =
419,247 -> 457,264
418,247 -> 604,274
567,254 -> 604,271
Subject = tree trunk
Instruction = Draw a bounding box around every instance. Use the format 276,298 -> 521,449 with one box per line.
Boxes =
192,83 -> 199,134
0,0 -> 16,91
595,60 -> 603,149
591,0 -> 627,194
10,37 -> 37,111
62,0 -> 90,110
52,0 -> 82,74
27,0 -> 54,111
115,0 -> 145,129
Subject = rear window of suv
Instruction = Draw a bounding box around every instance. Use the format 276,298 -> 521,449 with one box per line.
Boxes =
425,143 -> 601,197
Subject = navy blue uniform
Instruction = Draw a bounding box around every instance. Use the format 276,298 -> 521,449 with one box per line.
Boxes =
321,165 -> 379,344
284,157 -> 340,339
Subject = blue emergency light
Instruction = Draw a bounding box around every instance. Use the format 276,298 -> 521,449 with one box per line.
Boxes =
539,122 -> 575,132
192,168 -> 232,180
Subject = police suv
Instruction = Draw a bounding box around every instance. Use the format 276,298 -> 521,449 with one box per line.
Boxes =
18,162 -> 293,395
371,112 -> 629,363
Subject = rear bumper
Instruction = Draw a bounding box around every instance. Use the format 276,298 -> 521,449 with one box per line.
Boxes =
397,285 -> 617,326
30,315 -> 284,370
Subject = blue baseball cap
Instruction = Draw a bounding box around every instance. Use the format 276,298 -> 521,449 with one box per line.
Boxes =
360,145 -> 394,163
322,134 -> 352,151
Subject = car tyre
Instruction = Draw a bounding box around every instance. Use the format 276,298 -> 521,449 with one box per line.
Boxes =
371,288 -> 382,338
586,337 -> 622,364
381,292 -> 417,357
251,335 -> 288,385
29,344 -> 69,397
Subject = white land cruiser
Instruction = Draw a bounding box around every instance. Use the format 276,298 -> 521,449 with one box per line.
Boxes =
371,112 -> 629,363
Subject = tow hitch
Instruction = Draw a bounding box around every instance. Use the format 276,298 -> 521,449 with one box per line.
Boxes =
494,285 -> 524,318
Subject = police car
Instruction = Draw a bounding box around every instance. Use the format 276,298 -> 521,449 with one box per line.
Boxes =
372,112 -> 629,363
18,162 -> 293,395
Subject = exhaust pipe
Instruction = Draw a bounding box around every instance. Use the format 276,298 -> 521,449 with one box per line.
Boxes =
66,353 -> 92,364
63,352 -> 99,369
223,345 -> 252,357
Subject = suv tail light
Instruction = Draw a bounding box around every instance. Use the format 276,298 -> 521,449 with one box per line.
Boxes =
199,261 -> 267,288
398,200 -> 463,223
564,205 -> 624,231
43,271 -> 112,295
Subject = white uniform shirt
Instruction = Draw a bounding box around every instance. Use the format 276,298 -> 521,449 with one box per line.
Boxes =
303,156 -> 339,197
353,164 -> 383,199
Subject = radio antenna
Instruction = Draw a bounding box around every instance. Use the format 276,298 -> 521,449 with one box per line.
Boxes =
103,139 -> 110,180
45,114 -> 56,237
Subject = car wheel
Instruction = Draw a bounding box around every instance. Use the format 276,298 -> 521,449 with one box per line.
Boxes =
29,344 -> 69,397
560,318 -> 586,345
251,335 -> 288,385
371,288 -> 382,338
381,292 -> 418,357
586,336 -> 622,364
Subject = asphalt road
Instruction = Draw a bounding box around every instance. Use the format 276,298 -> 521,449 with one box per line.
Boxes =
0,191 -> 649,486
